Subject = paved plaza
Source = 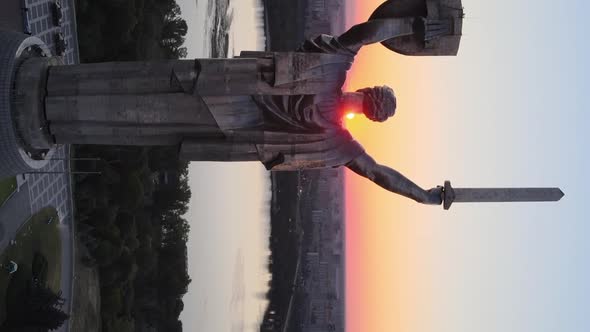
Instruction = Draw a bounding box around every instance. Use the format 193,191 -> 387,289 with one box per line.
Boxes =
0,1 -> 79,331
26,147 -> 73,223
22,0 -> 80,64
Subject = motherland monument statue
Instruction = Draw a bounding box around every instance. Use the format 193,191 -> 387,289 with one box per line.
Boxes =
0,0 -> 563,208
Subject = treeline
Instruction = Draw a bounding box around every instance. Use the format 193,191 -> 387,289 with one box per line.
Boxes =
76,0 -> 188,62
74,146 -> 191,332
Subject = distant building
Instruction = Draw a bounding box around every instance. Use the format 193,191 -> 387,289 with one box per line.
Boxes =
311,209 -> 325,223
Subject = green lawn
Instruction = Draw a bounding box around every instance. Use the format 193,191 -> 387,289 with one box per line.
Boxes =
0,177 -> 17,206
0,207 -> 62,325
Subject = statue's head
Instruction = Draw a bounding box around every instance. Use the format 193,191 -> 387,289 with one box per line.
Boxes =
358,86 -> 397,122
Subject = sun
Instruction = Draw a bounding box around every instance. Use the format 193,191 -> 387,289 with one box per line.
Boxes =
346,113 -> 356,120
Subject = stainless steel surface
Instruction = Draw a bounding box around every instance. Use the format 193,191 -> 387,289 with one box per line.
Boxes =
454,188 -> 565,202
443,181 -> 564,210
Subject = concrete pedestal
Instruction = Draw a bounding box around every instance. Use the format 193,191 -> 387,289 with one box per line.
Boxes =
0,31 -> 56,179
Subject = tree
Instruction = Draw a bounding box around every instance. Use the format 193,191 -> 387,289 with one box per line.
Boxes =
163,3 -> 182,21
120,172 -> 145,210
109,317 -> 136,332
154,175 -> 191,217
12,286 -> 70,330
94,240 -> 123,267
160,11 -> 188,59
101,287 -> 123,315
162,320 -> 183,332
161,214 -> 190,244
161,19 -> 187,43
27,307 -> 70,331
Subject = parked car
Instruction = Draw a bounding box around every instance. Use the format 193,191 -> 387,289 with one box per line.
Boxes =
21,4 -> 32,35
55,32 -> 67,56
52,0 -> 63,26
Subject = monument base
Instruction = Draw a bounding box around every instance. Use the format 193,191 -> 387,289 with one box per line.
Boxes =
0,31 -> 56,179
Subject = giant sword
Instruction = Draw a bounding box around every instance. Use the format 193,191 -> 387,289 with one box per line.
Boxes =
442,181 -> 565,210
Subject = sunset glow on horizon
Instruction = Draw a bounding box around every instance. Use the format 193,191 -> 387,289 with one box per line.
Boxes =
344,2 -> 444,331
344,1 -> 589,332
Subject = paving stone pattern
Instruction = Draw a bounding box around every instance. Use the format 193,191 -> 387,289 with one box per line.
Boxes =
24,0 -> 79,65
21,0 -> 78,223
25,146 -> 72,221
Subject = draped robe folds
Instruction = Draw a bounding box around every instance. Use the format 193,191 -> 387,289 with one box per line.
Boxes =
180,35 -> 365,170
45,35 -> 365,170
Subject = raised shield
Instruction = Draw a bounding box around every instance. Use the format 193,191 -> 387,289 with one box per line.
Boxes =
370,0 -> 464,56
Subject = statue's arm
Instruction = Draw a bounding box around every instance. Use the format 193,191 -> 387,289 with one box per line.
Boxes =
336,18 -> 417,53
346,152 -> 442,205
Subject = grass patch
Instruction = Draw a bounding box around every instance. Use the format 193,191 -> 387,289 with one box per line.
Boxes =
0,207 -> 62,325
0,177 -> 17,206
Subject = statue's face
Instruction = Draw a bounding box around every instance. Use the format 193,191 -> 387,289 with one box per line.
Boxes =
359,86 -> 397,122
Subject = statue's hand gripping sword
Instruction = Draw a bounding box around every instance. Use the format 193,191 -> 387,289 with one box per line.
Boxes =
441,181 -> 565,210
